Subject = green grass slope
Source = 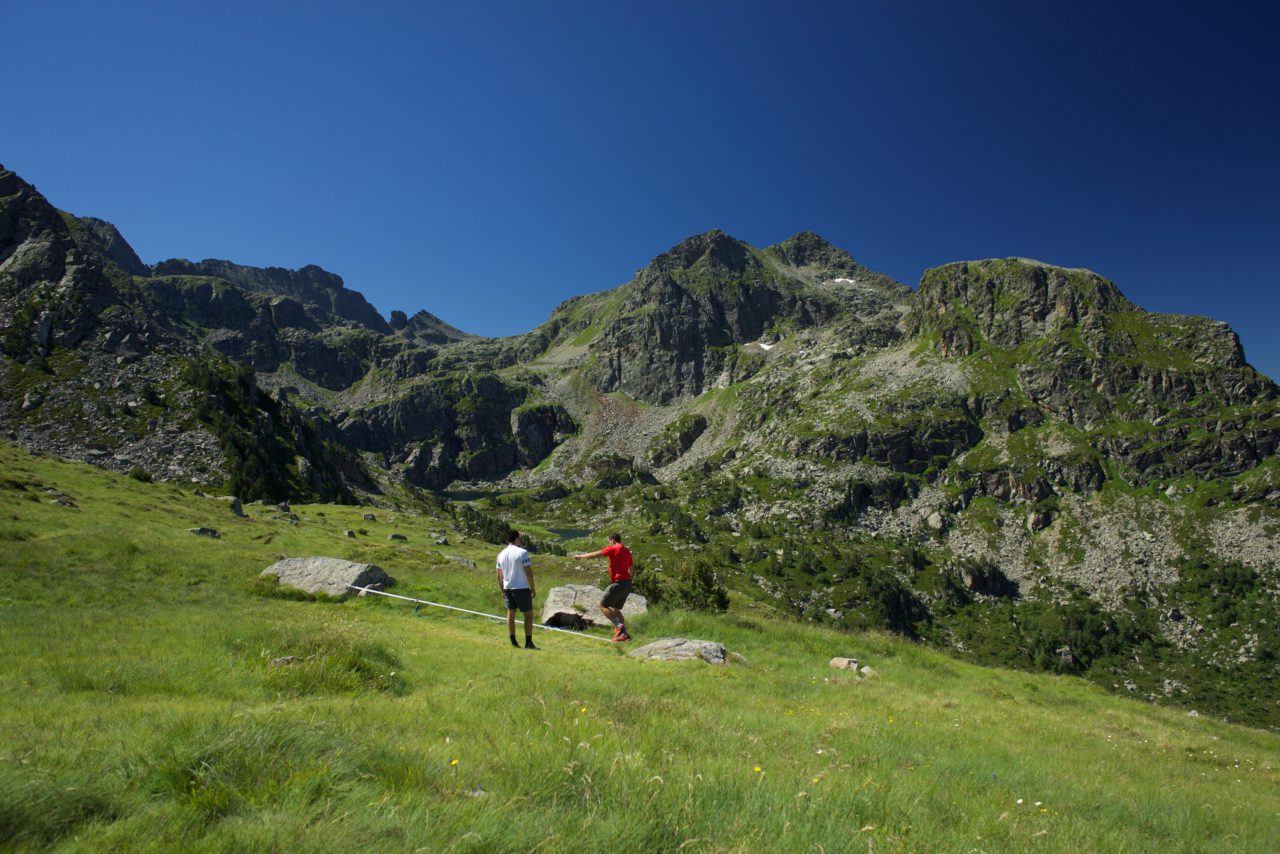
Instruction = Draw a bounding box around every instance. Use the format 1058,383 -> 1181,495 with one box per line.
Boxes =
1,442 -> 1277,852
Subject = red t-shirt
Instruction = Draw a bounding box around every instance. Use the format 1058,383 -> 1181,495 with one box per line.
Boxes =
602,542 -> 633,582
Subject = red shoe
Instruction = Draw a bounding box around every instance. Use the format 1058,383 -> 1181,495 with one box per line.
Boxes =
613,629 -> 631,643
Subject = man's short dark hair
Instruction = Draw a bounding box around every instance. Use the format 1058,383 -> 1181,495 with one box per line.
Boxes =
507,530 -> 521,543
608,532 -> 622,543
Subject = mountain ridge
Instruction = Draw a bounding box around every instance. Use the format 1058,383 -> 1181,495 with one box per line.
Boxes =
3,164 -> 1279,725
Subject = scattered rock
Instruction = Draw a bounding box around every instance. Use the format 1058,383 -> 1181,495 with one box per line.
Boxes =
445,555 -> 477,569
217,495 -> 246,517
344,530 -> 356,538
276,502 -> 291,512
388,533 -> 407,541
926,511 -> 945,532
259,556 -> 395,597
540,584 -> 647,626
858,665 -> 878,678
830,657 -> 860,671
21,392 -> 44,411
434,536 -> 449,545
1026,510 -> 1054,532
188,527 -> 220,538
363,512 -> 377,522
630,638 -> 730,665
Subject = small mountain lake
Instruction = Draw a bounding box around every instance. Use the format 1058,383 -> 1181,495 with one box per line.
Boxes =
443,489 -> 499,502
547,527 -> 593,541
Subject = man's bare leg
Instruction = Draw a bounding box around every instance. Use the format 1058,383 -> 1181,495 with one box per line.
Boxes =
600,604 -> 627,637
522,610 -> 536,647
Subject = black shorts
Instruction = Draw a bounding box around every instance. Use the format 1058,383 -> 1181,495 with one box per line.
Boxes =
504,588 -> 533,613
601,579 -> 632,609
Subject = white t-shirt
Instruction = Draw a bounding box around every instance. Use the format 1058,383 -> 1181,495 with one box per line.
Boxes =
496,544 -> 532,589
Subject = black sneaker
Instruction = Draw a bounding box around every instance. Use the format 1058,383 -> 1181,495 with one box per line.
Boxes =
510,635 -> 519,647
524,639 -> 538,650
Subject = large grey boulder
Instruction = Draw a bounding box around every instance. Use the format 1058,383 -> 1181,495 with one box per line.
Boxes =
539,584 -> 647,627
629,638 -> 729,665
260,557 -> 394,598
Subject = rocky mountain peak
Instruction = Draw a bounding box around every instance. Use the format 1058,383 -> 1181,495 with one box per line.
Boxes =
64,215 -> 149,277
765,231 -> 861,274
399,309 -> 474,346
649,229 -> 753,277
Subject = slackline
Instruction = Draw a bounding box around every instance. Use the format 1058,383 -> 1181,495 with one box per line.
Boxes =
347,584 -> 616,644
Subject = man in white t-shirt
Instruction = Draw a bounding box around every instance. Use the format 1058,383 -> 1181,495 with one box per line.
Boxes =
496,529 -> 538,649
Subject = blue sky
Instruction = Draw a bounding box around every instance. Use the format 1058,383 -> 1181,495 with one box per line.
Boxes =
6,1 -> 1279,378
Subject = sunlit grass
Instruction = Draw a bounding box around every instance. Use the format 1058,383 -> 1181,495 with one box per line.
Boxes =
1,442 -> 1277,851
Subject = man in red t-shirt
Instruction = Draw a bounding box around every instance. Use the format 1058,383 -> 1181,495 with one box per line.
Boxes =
573,532 -> 634,642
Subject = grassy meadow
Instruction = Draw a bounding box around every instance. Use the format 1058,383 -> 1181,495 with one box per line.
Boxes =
1,441 -> 1278,852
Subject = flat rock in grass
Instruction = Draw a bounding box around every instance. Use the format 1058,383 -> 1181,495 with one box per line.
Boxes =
188,527 -> 220,538
539,584 -> 647,627
629,638 -> 729,665
260,556 -> 395,598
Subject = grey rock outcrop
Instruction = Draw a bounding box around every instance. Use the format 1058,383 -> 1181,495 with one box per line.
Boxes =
259,556 -> 394,598
540,584 -> 647,626
629,638 -> 730,665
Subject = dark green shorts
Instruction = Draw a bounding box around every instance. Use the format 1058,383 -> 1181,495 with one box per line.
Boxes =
601,579 -> 632,609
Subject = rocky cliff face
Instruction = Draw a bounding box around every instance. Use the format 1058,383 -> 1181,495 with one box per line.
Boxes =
907,258 -> 1278,482
0,165 -> 367,501
150,258 -> 391,333
575,230 -> 910,403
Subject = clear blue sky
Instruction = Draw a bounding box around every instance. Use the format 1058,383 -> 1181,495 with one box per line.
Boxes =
6,1 -> 1279,378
